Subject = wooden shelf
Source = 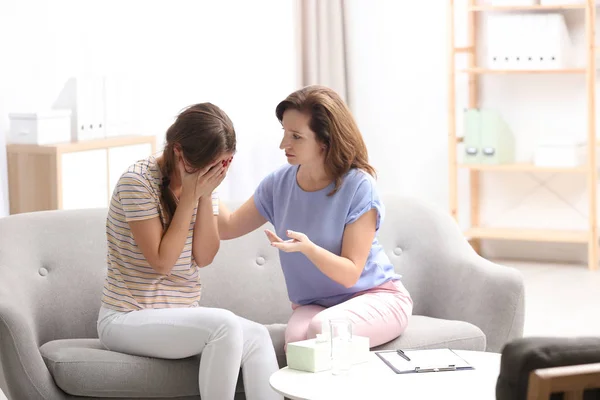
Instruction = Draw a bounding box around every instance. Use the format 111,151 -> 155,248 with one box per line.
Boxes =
448,0 -> 598,270
6,135 -> 157,155
470,4 -> 586,11
7,135 -> 157,215
458,163 -> 588,173
461,67 -> 586,74
465,227 -> 589,243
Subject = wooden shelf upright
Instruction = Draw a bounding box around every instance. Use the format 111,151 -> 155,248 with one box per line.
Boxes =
447,1 -> 598,270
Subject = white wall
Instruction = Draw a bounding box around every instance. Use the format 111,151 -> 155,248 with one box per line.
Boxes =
345,1 -> 451,209
0,0 -> 296,210
0,2 -> 295,394
345,0 -> 599,265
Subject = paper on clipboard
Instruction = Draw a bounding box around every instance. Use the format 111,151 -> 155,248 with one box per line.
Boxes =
376,348 -> 473,374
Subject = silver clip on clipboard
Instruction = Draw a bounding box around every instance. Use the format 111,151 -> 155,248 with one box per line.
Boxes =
375,348 -> 474,374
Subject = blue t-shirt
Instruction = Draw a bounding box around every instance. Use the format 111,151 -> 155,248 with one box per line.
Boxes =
254,164 -> 401,308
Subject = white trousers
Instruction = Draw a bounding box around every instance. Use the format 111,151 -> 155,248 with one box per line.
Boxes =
97,306 -> 282,400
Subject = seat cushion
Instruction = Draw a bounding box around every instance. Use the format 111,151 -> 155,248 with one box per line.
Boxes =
372,315 -> 486,351
40,338 -> 200,398
40,324 -> 287,398
39,317 -> 482,398
266,323 -> 287,368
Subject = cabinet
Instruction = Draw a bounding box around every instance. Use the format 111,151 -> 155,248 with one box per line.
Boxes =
448,1 -> 598,270
7,135 -> 156,214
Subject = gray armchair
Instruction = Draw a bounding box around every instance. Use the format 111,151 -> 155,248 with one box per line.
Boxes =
0,196 -> 525,399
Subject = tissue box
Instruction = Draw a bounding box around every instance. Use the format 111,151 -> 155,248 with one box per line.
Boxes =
286,336 -> 370,373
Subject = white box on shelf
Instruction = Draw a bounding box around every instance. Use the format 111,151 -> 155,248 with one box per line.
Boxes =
539,0 -> 592,5
488,0 -> 539,5
8,110 -> 72,145
533,136 -> 586,167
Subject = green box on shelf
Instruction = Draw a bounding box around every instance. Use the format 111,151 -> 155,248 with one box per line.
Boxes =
463,108 -> 482,164
463,108 -> 515,165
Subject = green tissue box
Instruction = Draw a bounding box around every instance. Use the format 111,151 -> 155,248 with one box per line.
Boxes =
286,335 -> 370,373
463,108 -> 515,165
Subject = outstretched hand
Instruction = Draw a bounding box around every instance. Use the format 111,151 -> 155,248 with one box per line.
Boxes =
265,229 -> 313,253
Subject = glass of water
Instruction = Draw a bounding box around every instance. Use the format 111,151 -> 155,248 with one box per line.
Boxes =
329,318 -> 352,375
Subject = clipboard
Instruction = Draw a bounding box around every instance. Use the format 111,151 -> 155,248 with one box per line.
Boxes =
375,348 -> 475,374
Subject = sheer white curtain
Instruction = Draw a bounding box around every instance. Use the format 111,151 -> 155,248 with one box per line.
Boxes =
296,0 -> 351,105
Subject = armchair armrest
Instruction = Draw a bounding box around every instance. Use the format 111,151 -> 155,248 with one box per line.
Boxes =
0,297 -> 64,400
382,197 -> 525,353
380,197 -> 525,352
428,252 -> 525,353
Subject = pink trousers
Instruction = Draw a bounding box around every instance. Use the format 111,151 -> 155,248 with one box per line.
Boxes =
284,279 -> 413,350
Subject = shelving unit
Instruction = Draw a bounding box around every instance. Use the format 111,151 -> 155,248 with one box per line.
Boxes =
7,135 -> 157,215
447,1 -> 598,270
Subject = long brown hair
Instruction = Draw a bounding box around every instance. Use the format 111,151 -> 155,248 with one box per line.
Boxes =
159,103 -> 236,225
275,85 -> 376,195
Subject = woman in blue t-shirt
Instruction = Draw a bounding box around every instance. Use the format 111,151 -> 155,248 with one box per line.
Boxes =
218,85 -> 413,348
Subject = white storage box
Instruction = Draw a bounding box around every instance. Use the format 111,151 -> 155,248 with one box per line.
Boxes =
488,0 -> 539,5
8,110 -> 72,145
539,0 -> 591,5
534,137 -> 586,168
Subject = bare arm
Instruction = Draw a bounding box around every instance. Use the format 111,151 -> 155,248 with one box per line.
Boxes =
129,197 -> 196,275
267,209 -> 377,288
192,195 -> 220,267
218,195 -> 268,240
129,160 -> 224,275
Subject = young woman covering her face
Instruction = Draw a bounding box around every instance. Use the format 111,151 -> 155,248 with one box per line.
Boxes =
97,103 -> 282,400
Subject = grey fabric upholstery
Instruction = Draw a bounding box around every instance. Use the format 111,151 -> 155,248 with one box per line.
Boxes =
0,196 -> 525,399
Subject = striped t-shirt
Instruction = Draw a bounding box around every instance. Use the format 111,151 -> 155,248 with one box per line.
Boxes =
101,155 -> 218,312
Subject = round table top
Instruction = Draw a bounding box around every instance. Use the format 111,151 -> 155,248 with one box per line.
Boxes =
269,350 -> 501,400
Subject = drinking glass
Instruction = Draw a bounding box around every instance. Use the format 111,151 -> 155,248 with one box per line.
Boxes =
329,318 -> 352,375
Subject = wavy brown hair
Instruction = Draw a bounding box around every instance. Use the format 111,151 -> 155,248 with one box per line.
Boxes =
275,85 -> 375,196
159,103 -> 236,225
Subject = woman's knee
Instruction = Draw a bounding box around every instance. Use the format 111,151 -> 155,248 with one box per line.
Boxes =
203,308 -> 243,344
307,312 -> 329,339
244,321 -> 271,343
284,322 -> 309,347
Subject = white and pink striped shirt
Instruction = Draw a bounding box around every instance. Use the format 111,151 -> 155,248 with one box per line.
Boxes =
101,156 -> 217,312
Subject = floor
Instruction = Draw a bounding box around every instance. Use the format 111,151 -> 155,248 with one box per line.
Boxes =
499,259 -> 600,338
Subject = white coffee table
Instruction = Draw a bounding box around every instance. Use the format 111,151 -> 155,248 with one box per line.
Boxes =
270,350 -> 501,400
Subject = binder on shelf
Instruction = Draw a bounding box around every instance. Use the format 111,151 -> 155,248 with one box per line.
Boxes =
462,108 -> 515,165
485,13 -> 573,70
375,348 -> 474,374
